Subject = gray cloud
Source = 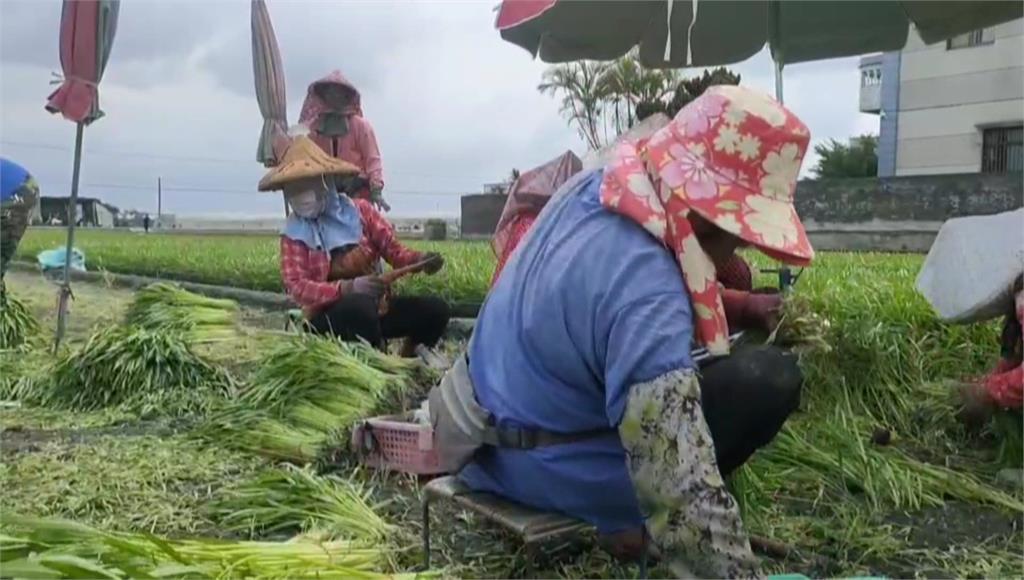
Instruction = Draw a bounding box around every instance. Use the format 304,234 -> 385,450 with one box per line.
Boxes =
2,0 -> 876,219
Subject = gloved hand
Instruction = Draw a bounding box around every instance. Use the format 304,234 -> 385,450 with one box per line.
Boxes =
370,187 -> 390,212
342,275 -> 385,299
743,292 -> 783,332
421,252 -> 444,275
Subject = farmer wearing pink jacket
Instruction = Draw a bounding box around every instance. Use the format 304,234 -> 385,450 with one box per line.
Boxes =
299,71 -> 388,210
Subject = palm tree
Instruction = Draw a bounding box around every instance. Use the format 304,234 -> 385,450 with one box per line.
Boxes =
596,53 -> 678,134
539,54 -> 739,148
538,61 -> 607,150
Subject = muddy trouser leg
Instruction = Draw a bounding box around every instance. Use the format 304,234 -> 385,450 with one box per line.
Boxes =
307,293 -> 384,346
698,345 -> 803,475
1,179 -> 39,280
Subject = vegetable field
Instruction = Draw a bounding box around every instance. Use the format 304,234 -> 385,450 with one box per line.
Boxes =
16,229 -> 495,303
2,234 -> 1023,578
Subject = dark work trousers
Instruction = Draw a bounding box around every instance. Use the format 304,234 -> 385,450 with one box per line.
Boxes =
308,293 -> 451,349
698,345 -> 803,475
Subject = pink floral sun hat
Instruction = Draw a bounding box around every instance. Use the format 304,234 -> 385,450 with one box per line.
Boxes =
650,85 -> 814,264
600,85 -> 814,355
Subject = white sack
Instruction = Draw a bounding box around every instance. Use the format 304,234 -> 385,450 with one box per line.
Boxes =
916,208 -> 1024,323
581,113 -> 671,170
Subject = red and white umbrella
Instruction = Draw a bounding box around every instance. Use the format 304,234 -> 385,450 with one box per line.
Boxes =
45,0 -> 120,349
252,0 -> 289,167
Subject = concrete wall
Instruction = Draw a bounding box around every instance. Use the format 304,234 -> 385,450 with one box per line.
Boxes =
461,194 -> 507,239
796,173 -> 1023,251
894,19 -> 1024,176
458,175 -> 1022,252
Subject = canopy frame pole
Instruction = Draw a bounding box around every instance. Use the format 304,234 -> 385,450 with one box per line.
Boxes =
774,59 -> 784,104
54,121 -> 85,352
768,0 -> 784,104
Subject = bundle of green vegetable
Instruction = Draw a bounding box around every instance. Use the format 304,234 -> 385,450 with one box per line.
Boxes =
345,338 -> 418,377
210,464 -> 393,542
1,516 -> 405,579
202,411 -> 328,463
25,326 -> 230,416
243,333 -> 402,414
0,285 -> 39,349
0,347 -> 47,401
125,282 -> 238,343
203,333 -> 415,462
767,293 -> 833,353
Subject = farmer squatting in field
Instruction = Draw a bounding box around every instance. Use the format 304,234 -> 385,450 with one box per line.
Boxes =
260,135 -> 450,358
915,209 -> 1024,451
429,85 -> 815,577
957,278 -> 1023,427
298,71 -> 389,211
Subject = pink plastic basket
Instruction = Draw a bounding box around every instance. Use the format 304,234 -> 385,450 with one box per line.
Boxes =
351,414 -> 445,475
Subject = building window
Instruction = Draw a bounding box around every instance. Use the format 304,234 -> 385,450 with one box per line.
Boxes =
981,126 -> 1023,173
860,67 -> 881,87
947,28 -> 995,49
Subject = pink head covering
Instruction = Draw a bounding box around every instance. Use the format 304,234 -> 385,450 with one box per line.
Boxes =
492,151 -> 582,257
298,70 -> 364,126
600,85 -> 814,355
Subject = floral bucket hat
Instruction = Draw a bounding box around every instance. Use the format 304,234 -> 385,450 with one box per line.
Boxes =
601,85 -> 814,355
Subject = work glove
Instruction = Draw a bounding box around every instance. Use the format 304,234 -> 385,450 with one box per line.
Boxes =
370,187 -> 390,213
421,252 -> 444,275
342,275 -> 385,299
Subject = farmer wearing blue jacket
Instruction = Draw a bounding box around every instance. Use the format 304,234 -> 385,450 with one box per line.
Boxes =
432,86 -> 816,577
1,158 -> 39,280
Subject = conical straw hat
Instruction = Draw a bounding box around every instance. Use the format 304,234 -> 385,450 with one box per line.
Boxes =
258,135 -> 360,191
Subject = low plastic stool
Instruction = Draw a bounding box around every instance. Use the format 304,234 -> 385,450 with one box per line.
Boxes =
421,475 -> 647,578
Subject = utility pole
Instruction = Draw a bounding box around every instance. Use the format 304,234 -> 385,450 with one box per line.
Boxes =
157,177 -> 162,225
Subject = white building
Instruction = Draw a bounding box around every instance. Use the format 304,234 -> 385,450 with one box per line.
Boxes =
859,19 -> 1023,176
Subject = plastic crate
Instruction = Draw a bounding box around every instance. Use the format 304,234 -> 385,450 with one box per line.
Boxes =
351,414 -> 445,475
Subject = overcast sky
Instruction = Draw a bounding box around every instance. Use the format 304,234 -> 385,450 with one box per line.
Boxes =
0,0 -> 877,218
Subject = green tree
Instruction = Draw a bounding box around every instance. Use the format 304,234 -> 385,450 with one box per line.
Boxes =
538,61 -> 606,150
539,55 -> 740,150
811,135 -> 879,179
596,54 -> 678,135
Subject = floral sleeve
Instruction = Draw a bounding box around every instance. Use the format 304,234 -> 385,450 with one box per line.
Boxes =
618,368 -> 762,579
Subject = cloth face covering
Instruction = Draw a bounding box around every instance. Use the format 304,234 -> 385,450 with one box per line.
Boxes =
286,188 -> 327,219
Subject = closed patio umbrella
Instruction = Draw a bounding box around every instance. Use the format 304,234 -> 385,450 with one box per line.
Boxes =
45,0 -> 120,350
252,0 -> 288,166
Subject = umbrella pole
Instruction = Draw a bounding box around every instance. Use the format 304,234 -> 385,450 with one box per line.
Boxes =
774,59 -> 784,104
54,121 -> 84,352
